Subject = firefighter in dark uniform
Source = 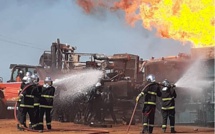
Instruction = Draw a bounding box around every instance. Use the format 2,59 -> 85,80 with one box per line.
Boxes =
30,74 -> 41,130
38,77 -> 55,131
101,85 -> 117,124
161,79 -> 177,133
17,75 -> 30,130
84,82 -> 103,124
18,76 -> 36,129
136,74 -> 161,134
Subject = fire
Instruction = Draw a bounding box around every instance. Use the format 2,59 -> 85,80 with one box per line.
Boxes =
76,0 -> 215,47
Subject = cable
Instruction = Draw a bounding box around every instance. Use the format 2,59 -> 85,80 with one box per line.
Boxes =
0,35 -> 44,50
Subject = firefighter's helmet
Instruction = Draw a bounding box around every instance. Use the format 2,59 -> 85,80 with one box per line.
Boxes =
25,71 -> 32,77
22,76 -> 32,84
44,77 -> 53,86
162,79 -> 170,87
19,70 -> 24,74
45,77 -> 52,82
95,82 -> 101,87
146,74 -> 155,82
31,74 -> 39,84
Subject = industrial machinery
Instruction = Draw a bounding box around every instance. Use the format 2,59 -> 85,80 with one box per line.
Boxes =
0,38 -> 213,127
0,39 -> 144,120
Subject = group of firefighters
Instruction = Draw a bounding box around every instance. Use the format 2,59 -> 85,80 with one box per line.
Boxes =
16,71 -> 55,132
15,71 -> 176,134
136,74 -> 177,134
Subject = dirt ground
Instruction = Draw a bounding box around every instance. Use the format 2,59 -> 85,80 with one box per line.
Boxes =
0,119 -> 214,134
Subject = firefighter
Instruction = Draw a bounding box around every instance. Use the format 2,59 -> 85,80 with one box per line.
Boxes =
38,77 -> 55,131
160,79 -> 177,133
136,74 -> 161,134
18,76 -> 35,129
30,74 -> 41,130
16,70 -> 24,82
101,85 -> 117,124
17,76 -> 29,130
84,82 -> 103,124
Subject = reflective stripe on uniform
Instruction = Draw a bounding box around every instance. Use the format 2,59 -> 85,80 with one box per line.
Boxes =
162,106 -> 175,110
26,95 -> 34,98
144,101 -> 156,105
162,125 -> 167,128
149,124 -> 154,127
162,97 -> 173,101
32,124 -> 38,128
41,95 -> 54,98
39,105 -> 53,108
143,123 -> 148,126
34,103 -> 40,106
147,91 -> 157,95
20,104 -> 34,108
39,122 -> 43,125
47,122 -> 51,125
170,126 -> 174,128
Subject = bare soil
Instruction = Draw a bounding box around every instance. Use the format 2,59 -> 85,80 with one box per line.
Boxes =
0,119 -> 214,134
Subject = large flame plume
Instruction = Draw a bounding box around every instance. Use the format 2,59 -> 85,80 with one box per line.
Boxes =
76,0 -> 215,48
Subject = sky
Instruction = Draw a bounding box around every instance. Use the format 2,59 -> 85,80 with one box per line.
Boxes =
0,0 -> 191,81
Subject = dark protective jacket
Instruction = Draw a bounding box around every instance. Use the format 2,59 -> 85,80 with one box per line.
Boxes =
19,84 -> 36,108
161,85 -> 177,110
40,85 -> 55,109
141,82 -> 161,105
32,84 -> 42,107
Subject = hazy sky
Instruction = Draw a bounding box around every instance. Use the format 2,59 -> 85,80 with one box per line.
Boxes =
0,0 -> 191,81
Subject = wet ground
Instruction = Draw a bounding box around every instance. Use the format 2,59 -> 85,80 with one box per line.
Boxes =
0,119 -> 214,134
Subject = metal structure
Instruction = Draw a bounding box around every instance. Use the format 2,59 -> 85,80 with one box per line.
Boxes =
0,39 -> 143,121
0,38 -> 213,127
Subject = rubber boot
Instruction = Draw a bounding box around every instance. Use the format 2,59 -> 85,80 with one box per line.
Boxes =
171,128 -> 176,133
162,128 -> 166,133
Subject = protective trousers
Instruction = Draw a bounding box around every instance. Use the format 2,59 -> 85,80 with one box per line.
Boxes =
19,107 -> 35,127
31,106 -> 39,129
38,107 -> 52,130
161,109 -> 175,129
142,105 -> 156,133
17,102 -> 22,124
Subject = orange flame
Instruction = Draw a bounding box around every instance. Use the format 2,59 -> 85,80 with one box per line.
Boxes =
77,0 -> 215,47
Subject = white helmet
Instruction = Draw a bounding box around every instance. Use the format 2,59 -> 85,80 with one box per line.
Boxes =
22,76 -> 32,84
146,74 -> 155,82
25,71 -> 32,77
95,82 -> 101,87
45,77 -> 52,82
162,79 -> 170,87
19,70 -> 24,74
31,74 -> 39,84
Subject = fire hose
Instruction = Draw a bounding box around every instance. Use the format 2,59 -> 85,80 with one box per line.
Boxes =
126,82 -> 160,134
14,84 -> 109,133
